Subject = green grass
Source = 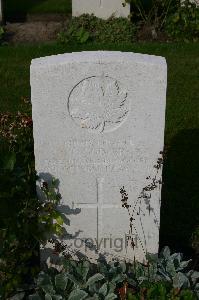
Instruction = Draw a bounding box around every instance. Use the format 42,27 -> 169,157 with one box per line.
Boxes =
29,0 -> 71,14
0,41 -> 199,255
4,0 -> 71,19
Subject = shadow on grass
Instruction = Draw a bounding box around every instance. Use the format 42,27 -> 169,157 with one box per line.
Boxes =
160,129 -> 199,257
4,0 -> 71,22
4,0 -> 43,22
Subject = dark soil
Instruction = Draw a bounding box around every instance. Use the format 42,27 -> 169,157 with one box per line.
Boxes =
4,13 -> 70,44
5,22 -> 65,43
137,24 -> 170,42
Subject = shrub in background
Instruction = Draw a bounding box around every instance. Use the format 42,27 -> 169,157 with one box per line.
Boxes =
124,0 -> 199,41
58,14 -> 136,44
0,112 -> 65,298
191,225 -> 199,271
0,27 -> 5,45
124,0 -> 176,37
192,226 -> 199,255
165,0 -> 199,41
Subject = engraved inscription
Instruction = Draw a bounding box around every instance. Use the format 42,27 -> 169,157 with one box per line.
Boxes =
68,76 -> 128,133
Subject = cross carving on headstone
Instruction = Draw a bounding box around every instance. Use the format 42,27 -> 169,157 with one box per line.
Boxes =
76,178 -> 120,249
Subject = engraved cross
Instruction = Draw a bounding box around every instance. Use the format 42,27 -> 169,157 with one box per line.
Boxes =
76,178 -> 120,249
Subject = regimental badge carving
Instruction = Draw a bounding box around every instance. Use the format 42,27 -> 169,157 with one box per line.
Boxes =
68,76 -> 129,133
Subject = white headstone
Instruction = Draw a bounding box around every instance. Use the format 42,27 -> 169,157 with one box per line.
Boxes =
72,0 -> 130,19
31,51 -> 167,263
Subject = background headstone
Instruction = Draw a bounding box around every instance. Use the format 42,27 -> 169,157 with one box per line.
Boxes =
72,0 -> 130,19
31,51 -> 167,263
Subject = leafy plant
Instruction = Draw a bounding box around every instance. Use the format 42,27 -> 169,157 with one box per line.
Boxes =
10,246 -> 199,299
191,226 -> 199,254
124,0 -> 176,38
165,0 -> 199,41
0,26 -> 4,45
0,113 -> 65,298
29,259 -> 120,299
58,26 -> 90,44
58,14 -> 136,45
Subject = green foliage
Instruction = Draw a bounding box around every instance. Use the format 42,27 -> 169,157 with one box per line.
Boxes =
0,113 -> 65,298
191,226 -> 199,254
165,0 -> 199,41
58,14 -> 136,44
58,27 -> 90,44
127,282 -> 198,299
124,0 -> 176,31
125,0 -> 198,41
0,114 -> 36,297
11,247 -> 199,299
29,259 -> 120,299
0,27 -> 5,45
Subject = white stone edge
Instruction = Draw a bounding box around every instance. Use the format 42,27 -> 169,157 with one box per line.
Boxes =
30,51 -> 167,70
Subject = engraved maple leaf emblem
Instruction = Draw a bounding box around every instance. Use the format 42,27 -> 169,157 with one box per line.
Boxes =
69,76 -> 128,133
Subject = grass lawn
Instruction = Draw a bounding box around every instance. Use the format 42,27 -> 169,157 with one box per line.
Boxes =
0,41 -> 199,255
4,0 -> 71,20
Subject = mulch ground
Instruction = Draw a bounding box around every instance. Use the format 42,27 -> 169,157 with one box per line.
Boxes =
4,14 -> 70,44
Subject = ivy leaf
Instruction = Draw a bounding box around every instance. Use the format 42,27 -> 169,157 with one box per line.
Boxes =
2,152 -> 16,171
98,262 -> 108,275
65,273 -> 83,286
86,273 -> 104,287
82,260 -> 90,280
112,273 -> 126,284
10,292 -> 25,300
161,246 -> 171,259
173,272 -> 190,289
99,283 -> 108,296
80,31 -> 89,43
187,270 -> 199,285
45,294 -> 52,300
68,289 -> 88,300
86,295 -> 99,300
173,13 -> 180,23
37,272 -> 52,286
29,294 -> 42,300
166,260 -> 176,277
119,261 -> 126,273
55,215 -> 64,226
41,285 -> 55,295
37,272 -> 55,295
76,260 -> 90,281
55,273 -> 68,290
179,259 -> 192,270
52,296 -> 62,300
105,293 -> 117,300
109,282 -> 116,293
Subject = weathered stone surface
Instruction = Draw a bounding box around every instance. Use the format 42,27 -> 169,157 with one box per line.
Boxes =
31,51 -> 167,263
72,0 -> 130,19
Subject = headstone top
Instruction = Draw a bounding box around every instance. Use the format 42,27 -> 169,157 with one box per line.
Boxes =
31,51 -> 166,69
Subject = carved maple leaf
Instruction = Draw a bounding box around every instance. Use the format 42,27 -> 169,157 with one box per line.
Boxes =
69,76 -> 128,133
